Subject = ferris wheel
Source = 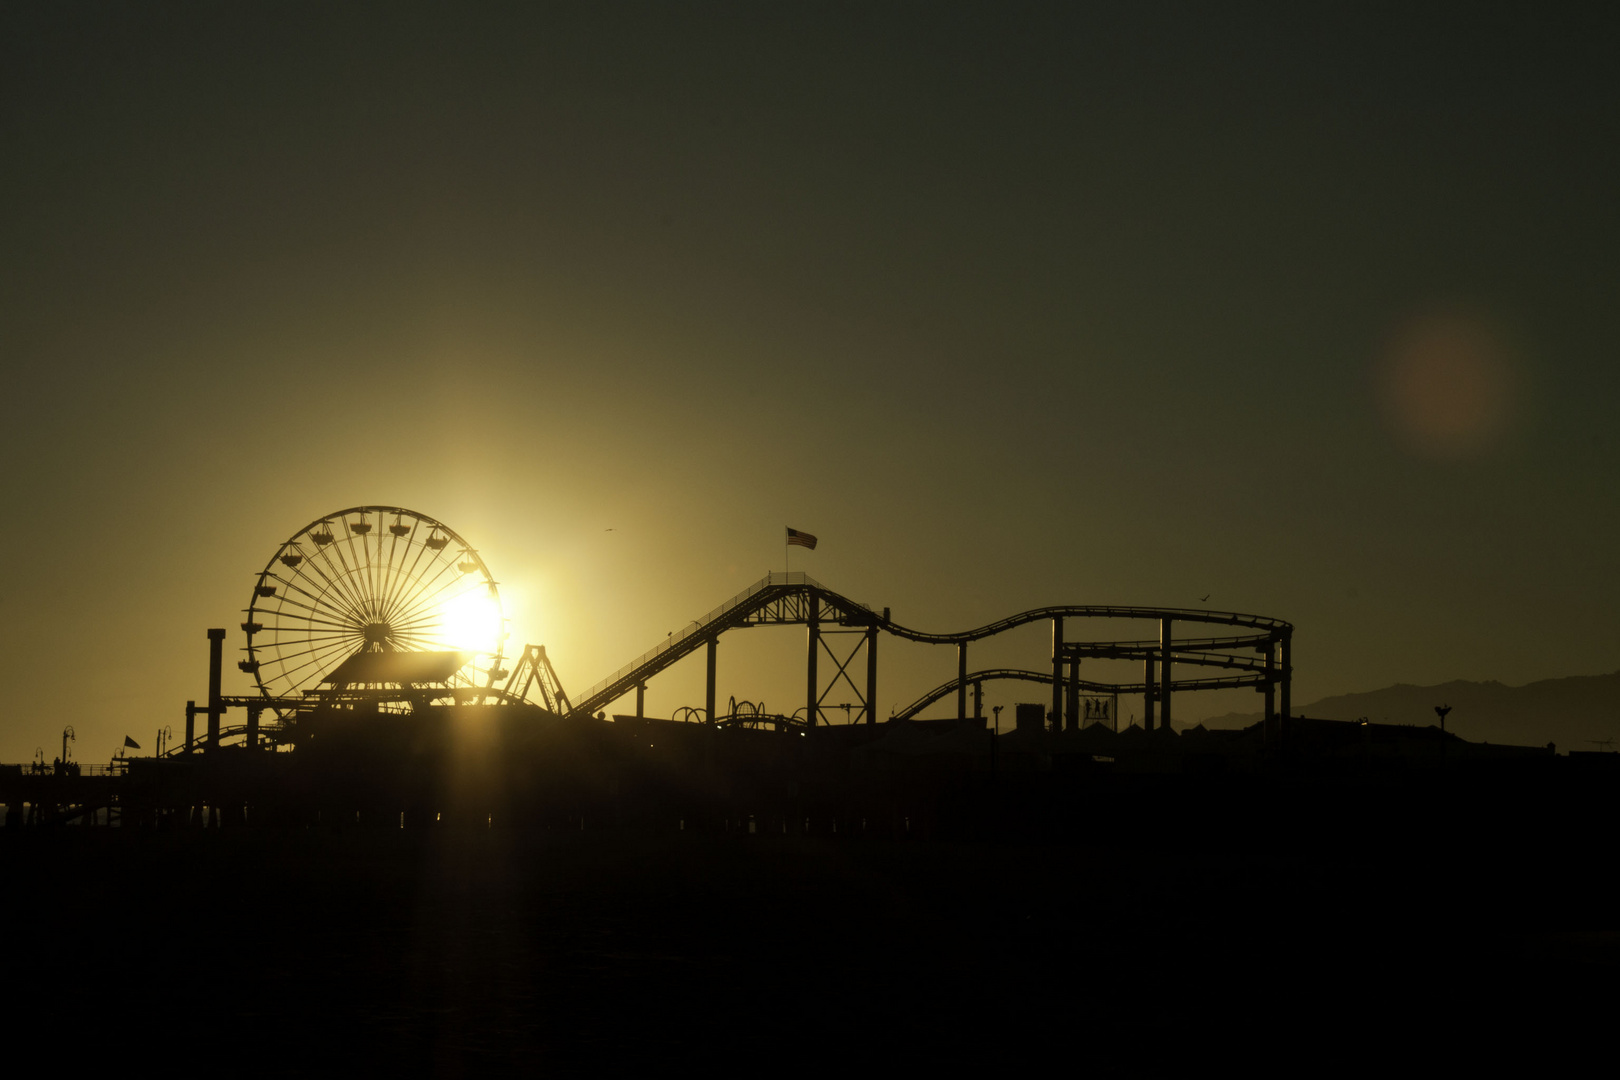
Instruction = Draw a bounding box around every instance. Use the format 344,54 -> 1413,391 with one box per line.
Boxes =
241,506 -> 505,709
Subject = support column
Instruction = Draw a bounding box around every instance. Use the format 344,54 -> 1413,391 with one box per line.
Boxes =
865,625 -> 878,725
1263,639 -> 1276,733
1050,616 -> 1064,734
806,593 -> 820,727
705,639 -> 717,726
957,642 -> 968,721
206,629 -> 225,751
636,682 -> 645,720
246,705 -> 261,752
973,680 -> 983,720
1066,661 -> 1080,731
184,701 -> 196,754
1279,629 -> 1292,726
1159,618 -> 1173,733
1143,657 -> 1155,731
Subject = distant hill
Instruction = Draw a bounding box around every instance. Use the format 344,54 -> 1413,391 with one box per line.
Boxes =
1198,671 -> 1620,752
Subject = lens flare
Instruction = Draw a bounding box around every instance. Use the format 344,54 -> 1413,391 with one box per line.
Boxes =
1377,307 -> 1520,460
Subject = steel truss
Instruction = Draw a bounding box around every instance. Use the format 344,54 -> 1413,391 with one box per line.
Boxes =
568,573 -> 1292,738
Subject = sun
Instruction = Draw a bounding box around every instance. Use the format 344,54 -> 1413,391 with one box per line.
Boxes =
436,586 -> 505,660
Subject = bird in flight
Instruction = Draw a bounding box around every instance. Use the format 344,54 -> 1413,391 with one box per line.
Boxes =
1198,593 -> 1210,603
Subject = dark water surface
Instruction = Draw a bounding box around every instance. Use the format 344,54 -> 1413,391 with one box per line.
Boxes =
3,826 -> 1612,1071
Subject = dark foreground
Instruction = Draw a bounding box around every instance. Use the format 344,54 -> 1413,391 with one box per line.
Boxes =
3,818 -> 1616,1073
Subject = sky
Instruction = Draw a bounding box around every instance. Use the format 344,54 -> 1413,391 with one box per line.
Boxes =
2,3 -> 1617,762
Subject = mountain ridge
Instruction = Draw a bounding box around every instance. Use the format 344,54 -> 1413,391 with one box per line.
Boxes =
1198,670 -> 1620,751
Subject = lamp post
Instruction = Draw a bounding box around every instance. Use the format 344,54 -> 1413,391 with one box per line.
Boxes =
991,705 -> 1003,776
1435,704 -> 1452,764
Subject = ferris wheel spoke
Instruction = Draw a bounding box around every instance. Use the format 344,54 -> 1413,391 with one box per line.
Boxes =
384,540 -> 460,617
271,566 -> 357,613
269,629 -> 363,658
387,613 -> 447,635
257,594 -> 365,630
392,625 -> 475,654
261,612 -> 361,638
323,518 -> 384,617
382,553 -> 463,629
387,628 -> 454,654
260,620 -> 365,643
258,625 -> 363,647
388,604 -> 450,632
397,546 -> 487,616
294,544 -> 374,626
391,568 -> 480,623
280,542 -> 365,616
260,636 -> 365,666
377,520 -> 433,629
273,642 -> 364,688
268,581 -> 365,621
342,512 -> 382,615
391,572 -> 491,633
265,574 -> 331,613
363,518 -> 389,617
265,570 -> 366,625
317,529 -> 379,622
378,516 -> 412,617
263,606 -> 366,643
382,612 -> 453,647
389,623 -> 453,650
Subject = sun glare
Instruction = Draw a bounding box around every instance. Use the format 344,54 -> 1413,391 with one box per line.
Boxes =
439,588 -> 503,658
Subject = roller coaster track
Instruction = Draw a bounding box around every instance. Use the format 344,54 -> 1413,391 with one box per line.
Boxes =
568,575 -> 844,718
568,573 -> 1292,721
160,723 -> 285,757
892,669 -> 1270,722
882,605 -> 1289,644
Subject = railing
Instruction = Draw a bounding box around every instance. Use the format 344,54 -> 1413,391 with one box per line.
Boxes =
15,762 -> 127,777
573,572 -> 827,709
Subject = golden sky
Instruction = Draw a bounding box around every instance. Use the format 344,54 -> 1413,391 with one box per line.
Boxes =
2,4 -> 1616,760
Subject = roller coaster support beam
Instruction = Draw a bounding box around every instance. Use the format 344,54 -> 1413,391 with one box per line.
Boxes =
206,628 -> 225,751
706,640 -> 717,726
1263,641 -> 1276,728
636,682 -> 646,720
1144,657 -> 1155,731
865,625 -> 878,724
1067,661 -> 1080,731
184,700 -> 196,754
806,593 -> 819,727
1051,616 -> 1064,733
957,643 -> 968,720
1279,629 -> 1292,723
1160,618 -> 1172,732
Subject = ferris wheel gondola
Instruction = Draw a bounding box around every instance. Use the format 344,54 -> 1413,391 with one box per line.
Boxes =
241,506 -> 505,712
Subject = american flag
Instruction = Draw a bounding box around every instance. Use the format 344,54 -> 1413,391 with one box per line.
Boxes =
786,527 -> 818,550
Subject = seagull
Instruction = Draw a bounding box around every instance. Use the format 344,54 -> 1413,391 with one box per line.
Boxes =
1198,593 -> 1210,603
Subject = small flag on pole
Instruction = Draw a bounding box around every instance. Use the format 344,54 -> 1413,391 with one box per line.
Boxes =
787,527 -> 818,550
123,736 -> 141,749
